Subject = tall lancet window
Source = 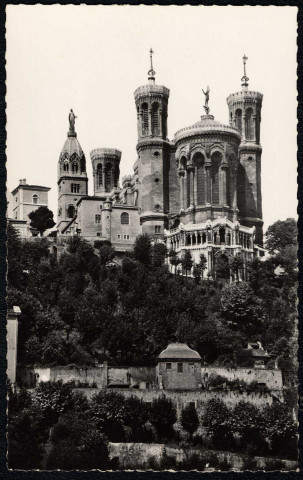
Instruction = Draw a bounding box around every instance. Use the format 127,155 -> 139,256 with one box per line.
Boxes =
235,109 -> 242,133
211,152 -> 221,204
97,164 -> 103,187
193,153 -> 205,205
245,108 -> 254,140
152,102 -> 159,135
142,103 -> 148,134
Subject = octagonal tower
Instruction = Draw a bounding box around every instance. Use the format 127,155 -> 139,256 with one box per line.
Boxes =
90,148 -> 121,196
134,49 -> 171,237
227,56 -> 263,245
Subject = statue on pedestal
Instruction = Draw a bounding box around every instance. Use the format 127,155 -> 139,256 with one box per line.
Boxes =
202,86 -> 210,115
69,109 -> 77,131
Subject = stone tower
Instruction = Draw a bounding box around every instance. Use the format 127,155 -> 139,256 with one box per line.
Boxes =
90,148 -> 121,196
226,56 -> 263,244
134,49 -> 171,237
57,110 -> 88,234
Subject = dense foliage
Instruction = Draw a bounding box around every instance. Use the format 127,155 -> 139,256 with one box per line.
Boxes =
203,398 -> 297,459
7,219 -> 297,390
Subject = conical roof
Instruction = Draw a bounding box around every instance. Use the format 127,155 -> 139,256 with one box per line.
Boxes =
60,135 -> 84,159
158,343 -> 201,361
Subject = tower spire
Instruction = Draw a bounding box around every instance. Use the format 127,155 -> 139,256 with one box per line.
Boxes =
148,48 -> 156,84
241,54 -> 249,89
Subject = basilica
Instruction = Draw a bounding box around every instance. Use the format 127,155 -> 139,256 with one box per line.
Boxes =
56,52 -> 265,279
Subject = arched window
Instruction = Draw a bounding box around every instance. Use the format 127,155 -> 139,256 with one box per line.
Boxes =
68,205 -> 75,218
211,152 -> 221,204
114,166 -> 119,188
121,212 -> 129,225
219,227 -> 225,244
237,164 -> 246,217
32,194 -> 38,205
142,103 -> 148,133
193,153 -> 205,205
235,109 -> 242,133
245,108 -> 254,140
72,162 -> 78,173
63,162 -> 69,172
226,168 -> 231,207
97,164 -> 103,187
105,163 -> 112,192
152,102 -> 159,135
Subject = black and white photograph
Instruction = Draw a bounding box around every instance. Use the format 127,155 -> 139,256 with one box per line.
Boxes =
6,5 -> 298,471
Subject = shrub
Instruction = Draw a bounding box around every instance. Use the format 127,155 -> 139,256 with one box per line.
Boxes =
149,396 -> 177,440
218,455 -> 232,471
241,455 -> 258,471
203,398 -> 234,450
181,403 -> 199,439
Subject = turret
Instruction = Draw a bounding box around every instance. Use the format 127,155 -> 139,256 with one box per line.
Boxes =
226,56 -> 263,244
90,148 -> 121,196
134,49 -> 171,237
57,110 -> 88,234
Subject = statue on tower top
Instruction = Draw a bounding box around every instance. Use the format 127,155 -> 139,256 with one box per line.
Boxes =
202,86 -> 210,115
69,109 -> 77,132
241,54 -> 249,87
148,48 -> 156,83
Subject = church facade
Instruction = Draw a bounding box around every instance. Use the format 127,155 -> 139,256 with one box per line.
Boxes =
57,53 -> 265,276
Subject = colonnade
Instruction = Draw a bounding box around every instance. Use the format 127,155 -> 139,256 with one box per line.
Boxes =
168,228 -> 253,251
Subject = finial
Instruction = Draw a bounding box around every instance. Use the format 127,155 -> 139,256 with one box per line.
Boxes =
241,54 -> 249,87
148,48 -> 156,84
68,109 -> 77,136
202,86 -> 210,115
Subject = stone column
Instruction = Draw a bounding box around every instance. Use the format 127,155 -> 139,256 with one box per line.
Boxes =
194,166 -> 198,205
252,114 -> 257,142
221,165 -> 228,205
189,167 -> 195,206
205,163 -> 211,204
159,109 -> 162,137
148,108 -> 152,136
102,168 -> 106,192
242,115 -> 246,141
190,234 -> 193,246
179,171 -> 185,210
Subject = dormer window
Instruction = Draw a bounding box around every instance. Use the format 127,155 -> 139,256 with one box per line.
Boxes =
32,194 -> 38,205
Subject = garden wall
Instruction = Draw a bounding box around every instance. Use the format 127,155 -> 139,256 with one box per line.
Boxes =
201,366 -> 283,390
108,443 -> 298,471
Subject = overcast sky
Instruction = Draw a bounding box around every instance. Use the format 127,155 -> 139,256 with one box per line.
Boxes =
6,5 -> 297,231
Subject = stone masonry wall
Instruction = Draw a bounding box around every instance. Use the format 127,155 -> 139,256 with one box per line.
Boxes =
201,366 -> 283,390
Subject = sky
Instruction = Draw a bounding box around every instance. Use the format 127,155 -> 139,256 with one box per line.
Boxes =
6,5 -> 297,231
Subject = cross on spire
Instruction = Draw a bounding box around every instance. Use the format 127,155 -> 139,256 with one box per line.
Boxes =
148,47 -> 156,83
241,54 -> 249,87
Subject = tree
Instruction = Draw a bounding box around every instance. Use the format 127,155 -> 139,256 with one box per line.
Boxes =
193,263 -> 202,283
203,398 -> 233,449
168,249 -> 181,274
229,401 -> 267,454
134,234 -> 152,266
262,403 -> 297,459
149,396 -> 177,439
214,254 -> 230,281
99,243 -> 115,266
230,253 -> 243,283
152,242 -> 167,267
181,403 -> 199,440
265,218 -> 297,253
89,391 -> 127,441
199,253 -> 208,280
28,206 -> 55,236
220,282 -> 265,337
182,250 -> 193,277
31,381 -> 78,426
45,412 -> 110,470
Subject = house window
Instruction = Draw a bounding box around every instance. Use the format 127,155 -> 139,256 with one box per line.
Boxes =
95,214 -> 101,224
117,234 -> 121,240
15,197 -> 17,203
32,194 -> 38,205
71,184 -> 80,193
97,232 -> 101,237
121,212 -> 129,224
166,363 -> 172,371
123,234 -> 130,240
72,162 -> 78,173
155,225 -> 161,234
63,162 -> 69,172
177,363 -> 183,373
